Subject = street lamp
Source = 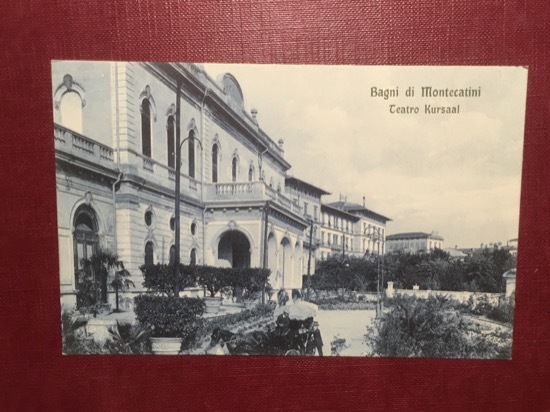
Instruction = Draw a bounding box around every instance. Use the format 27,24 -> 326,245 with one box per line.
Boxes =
173,81 -> 203,296
365,226 -> 384,319
306,217 -> 314,300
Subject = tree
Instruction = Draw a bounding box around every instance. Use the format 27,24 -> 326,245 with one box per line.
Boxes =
384,248 -> 515,293
315,255 -> 379,295
464,249 -> 500,292
80,248 -> 133,313
110,263 -> 134,312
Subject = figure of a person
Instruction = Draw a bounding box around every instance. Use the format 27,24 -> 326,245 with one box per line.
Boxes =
275,311 -> 290,334
277,289 -> 289,306
311,321 -> 323,356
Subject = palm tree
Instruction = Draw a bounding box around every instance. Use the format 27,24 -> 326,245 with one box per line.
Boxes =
81,249 -> 134,313
110,262 -> 134,312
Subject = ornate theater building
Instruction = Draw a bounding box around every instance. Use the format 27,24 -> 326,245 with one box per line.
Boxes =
53,62 -> 389,307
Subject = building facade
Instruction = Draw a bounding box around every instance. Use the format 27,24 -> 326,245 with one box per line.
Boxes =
54,62 -> 312,308
386,232 -> 444,254
284,176 -> 331,275
318,199 -> 391,259
54,61 -> 395,309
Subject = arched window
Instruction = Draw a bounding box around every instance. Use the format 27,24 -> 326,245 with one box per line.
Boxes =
190,248 -> 197,266
141,99 -> 152,158
73,205 -> 101,306
232,157 -> 238,182
212,144 -> 219,183
188,130 -> 195,178
144,241 -> 154,266
60,91 -> 83,133
248,164 -> 254,182
167,115 -> 175,168
73,205 -> 99,275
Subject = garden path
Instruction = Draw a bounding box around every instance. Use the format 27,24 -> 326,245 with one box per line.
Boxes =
316,309 -> 376,356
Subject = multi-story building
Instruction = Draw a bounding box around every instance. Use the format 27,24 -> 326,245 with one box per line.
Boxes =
386,232 -> 444,254
318,198 -> 391,259
284,176 -> 330,275
54,61 -> 312,307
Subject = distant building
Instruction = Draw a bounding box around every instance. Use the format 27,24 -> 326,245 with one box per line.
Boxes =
503,238 -> 518,256
443,248 -> 467,260
503,268 -> 516,297
285,176 -> 331,275
459,239 -> 518,257
318,197 -> 391,259
386,232 -> 444,254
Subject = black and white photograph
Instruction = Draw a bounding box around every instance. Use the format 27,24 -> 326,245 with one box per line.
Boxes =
54,62 -> 527,357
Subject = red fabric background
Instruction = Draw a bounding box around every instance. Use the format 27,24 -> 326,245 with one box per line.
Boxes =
1,1 -> 549,410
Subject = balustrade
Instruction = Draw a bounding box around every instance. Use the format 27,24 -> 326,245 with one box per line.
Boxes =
215,182 -> 254,195
142,157 -> 154,172
54,123 -> 114,165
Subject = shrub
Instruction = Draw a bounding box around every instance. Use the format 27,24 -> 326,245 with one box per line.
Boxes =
195,266 -> 232,297
307,295 -> 375,310
140,264 -> 196,296
194,266 -> 270,298
134,295 -> 205,347
487,294 -> 515,324
307,296 -> 375,310
452,294 -> 515,326
188,303 -> 275,349
61,310 -> 106,354
104,321 -> 150,354
231,268 -> 271,295
366,294 -> 511,359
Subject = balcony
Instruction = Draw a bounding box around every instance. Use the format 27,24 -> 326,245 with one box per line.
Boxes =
54,123 -> 114,169
205,181 -> 303,215
206,181 -> 264,201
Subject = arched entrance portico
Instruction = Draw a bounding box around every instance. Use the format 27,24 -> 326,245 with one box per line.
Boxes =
217,230 -> 251,268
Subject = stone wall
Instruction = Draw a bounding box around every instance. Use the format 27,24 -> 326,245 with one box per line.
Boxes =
386,281 -> 502,305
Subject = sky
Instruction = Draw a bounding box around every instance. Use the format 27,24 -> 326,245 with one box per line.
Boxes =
203,64 -> 528,249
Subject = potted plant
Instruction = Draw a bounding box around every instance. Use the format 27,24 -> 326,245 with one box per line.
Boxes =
135,264 -> 204,354
236,268 -> 271,307
134,294 -> 205,354
196,266 -> 229,313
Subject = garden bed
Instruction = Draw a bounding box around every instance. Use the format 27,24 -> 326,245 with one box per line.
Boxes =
185,303 -> 276,354
306,297 -> 376,311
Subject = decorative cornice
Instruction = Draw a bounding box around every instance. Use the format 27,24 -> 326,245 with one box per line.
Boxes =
53,74 -> 87,110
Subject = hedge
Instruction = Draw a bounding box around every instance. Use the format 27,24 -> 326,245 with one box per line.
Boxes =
134,295 -> 205,344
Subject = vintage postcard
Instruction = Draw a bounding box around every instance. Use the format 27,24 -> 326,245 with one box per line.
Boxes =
54,62 -> 527,357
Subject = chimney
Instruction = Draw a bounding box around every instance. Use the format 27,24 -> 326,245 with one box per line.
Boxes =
363,196 -> 366,207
